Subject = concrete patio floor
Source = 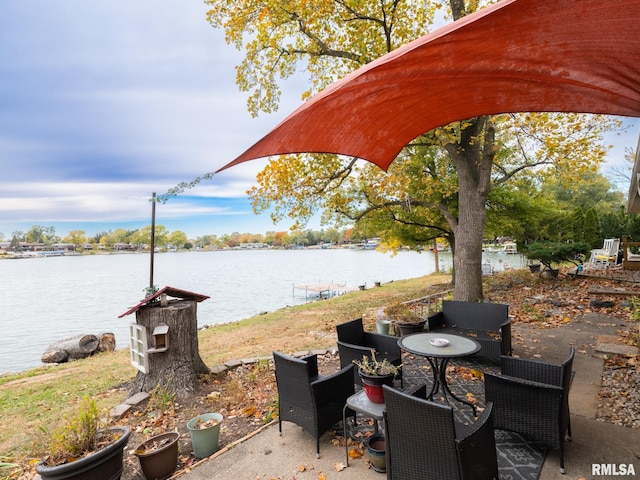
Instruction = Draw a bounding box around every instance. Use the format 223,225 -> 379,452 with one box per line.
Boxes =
177,312 -> 640,480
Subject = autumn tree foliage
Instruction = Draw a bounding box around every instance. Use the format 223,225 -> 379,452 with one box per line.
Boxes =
205,0 -> 621,300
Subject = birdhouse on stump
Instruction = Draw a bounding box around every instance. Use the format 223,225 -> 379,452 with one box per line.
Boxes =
119,286 -> 210,398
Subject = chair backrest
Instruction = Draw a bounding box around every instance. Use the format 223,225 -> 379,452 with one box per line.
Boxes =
273,351 -> 315,406
500,347 -> 574,389
603,238 -> 620,256
441,300 -> 509,330
560,347 -> 575,394
336,318 -> 365,344
383,386 -> 462,480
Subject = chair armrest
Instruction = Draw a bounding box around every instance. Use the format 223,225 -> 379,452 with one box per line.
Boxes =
427,311 -> 444,330
337,340 -> 375,358
500,322 -> 512,355
500,355 -> 562,386
407,383 -> 428,399
301,353 -> 319,379
364,331 -> 401,358
456,402 -> 499,480
311,364 -> 355,404
456,401 -> 495,443
484,372 -> 564,422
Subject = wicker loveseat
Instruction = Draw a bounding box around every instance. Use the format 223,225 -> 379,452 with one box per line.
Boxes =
427,300 -> 511,362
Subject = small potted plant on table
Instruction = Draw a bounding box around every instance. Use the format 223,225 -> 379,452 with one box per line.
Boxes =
36,395 -> 130,480
353,354 -> 401,403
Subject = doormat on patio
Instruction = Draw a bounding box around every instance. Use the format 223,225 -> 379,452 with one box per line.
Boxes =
495,429 -> 547,480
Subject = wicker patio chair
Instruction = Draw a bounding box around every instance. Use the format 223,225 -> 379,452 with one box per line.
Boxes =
336,318 -> 403,386
383,385 -> 499,480
273,351 -> 355,457
484,347 -> 575,474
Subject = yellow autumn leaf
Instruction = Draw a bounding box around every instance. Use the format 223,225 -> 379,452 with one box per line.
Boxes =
348,448 -> 364,459
299,464 -> 306,472
318,472 -> 327,480
241,405 -> 256,417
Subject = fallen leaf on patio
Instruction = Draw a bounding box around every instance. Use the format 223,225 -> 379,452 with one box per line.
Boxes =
348,448 -> 364,459
333,462 -> 346,472
298,465 -> 306,472
318,472 -> 326,480
242,405 -> 256,416
470,369 -> 484,379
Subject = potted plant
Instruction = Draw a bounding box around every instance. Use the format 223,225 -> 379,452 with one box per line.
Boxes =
353,354 -> 401,403
383,302 -> 426,336
36,395 -> 130,480
187,412 -> 224,459
521,241 -> 590,278
134,431 -> 180,480
527,259 -> 541,273
365,433 -> 386,473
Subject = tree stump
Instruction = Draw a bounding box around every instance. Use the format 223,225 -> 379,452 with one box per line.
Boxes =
130,300 -> 209,398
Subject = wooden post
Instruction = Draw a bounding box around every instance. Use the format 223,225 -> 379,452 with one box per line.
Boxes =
150,192 -> 156,289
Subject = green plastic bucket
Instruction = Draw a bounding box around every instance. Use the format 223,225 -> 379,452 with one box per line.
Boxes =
187,413 -> 223,459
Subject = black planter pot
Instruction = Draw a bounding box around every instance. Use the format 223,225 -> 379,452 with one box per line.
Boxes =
540,268 -> 560,279
528,264 -> 541,273
36,426 -> 130,480
394,320 -> 426,336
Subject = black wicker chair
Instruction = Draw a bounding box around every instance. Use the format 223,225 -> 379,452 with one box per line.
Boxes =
484,347 -> 575,474
273,351 -> 355,457
383,385 -> 499,480
336,318 -> 403,386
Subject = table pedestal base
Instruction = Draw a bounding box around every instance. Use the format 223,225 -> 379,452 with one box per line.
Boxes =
426,357 -> 477,416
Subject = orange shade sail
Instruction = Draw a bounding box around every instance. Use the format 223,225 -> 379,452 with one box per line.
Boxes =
218,0 -> 640,173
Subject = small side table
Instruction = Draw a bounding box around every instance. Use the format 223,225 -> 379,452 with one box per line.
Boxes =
342,390 -> 385,466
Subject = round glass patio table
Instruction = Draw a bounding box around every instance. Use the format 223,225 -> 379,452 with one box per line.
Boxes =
398,332 -> 481,415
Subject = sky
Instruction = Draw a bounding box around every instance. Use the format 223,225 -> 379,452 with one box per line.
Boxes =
0,0 -> 309,240
0,1 -> 638,241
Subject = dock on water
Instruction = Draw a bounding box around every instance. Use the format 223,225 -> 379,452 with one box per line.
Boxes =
293,282 -> 352,300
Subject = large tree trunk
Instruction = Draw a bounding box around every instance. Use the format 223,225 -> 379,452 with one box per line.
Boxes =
130,300 -> 209,399
448,117 -> 495,301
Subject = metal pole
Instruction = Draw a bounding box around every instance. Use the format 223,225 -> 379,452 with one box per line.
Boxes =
150,192 -> 156,290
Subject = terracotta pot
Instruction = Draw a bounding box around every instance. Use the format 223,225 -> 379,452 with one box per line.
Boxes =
134,431 -> 180,480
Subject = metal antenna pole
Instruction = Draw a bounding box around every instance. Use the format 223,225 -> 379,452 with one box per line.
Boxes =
150,192 -> 156,290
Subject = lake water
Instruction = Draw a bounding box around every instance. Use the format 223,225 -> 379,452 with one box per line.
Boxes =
0,248 -> 524,374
